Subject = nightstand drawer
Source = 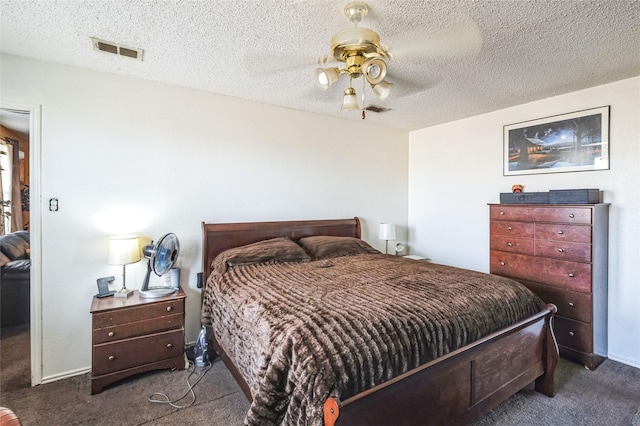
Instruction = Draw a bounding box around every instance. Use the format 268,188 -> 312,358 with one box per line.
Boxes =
93,313 -> 183,344
92,329 -> 184,376
93,299 -> 184,329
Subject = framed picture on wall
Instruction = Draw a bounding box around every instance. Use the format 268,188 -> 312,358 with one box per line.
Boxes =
503,106 -> 610,176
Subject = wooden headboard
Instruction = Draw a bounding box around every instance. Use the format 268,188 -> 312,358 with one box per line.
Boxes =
201,217 -> 361,283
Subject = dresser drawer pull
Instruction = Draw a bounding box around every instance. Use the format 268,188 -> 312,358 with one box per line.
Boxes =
568,331 -> 575,337
507,242 -> 513,247
108,331 -> 114,337
500,261 -> 505,266
507,227 -> 513,231
568,273 -> 575,278
108,355 -> 115,361
500,211 -> 505,215
557,230 -> 564,235
558,248 -> 564,253
166,343 -> 173,349
568,302 -> 575,307
166,306 -> 173,312
569,214 -> 575,218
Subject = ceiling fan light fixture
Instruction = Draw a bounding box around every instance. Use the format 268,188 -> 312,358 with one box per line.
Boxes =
371,79 -> 394,101
315,67 -> 340,90
340,87 -> 360,111
363,58 -> 387,85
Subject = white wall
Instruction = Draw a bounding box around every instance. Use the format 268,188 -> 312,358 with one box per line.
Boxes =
408,76 -> 640,368
1,54 -> 409,381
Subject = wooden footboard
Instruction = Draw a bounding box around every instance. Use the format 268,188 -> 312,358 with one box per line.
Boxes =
323,304 -> 558,426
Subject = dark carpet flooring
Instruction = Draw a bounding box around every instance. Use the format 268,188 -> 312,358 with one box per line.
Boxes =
2,324 -> 639,425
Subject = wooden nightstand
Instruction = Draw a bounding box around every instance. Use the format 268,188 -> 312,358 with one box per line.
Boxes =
90,287 -> 186,394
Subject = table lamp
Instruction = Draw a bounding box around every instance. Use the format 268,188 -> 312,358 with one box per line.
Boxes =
378,223 -> 396,254
108,235 -> 141,298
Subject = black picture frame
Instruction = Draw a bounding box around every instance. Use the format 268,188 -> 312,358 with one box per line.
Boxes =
504,106 -> 610,176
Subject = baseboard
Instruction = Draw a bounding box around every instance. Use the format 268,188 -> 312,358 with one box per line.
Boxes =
608,353 -> 640,369
41,366 -> 91,384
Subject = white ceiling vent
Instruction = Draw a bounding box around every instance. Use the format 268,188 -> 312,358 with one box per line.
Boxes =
91,37 -> 144,61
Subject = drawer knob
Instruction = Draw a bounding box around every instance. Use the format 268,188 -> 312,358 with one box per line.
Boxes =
558,248 -> 564,253
557,230 -> 564,235
569,302 -> 575,307
166,343 -> 173,349
108,331 -> 114,337
569,331 -> 575,337
507,242 -> 513,247
568,273 -> 575,278
507,227 -> 513,231
500,211 -> 505,215
108,355 -> 115,361
166,306 -> 173,312
569,214 -> 575,218
500,261 -> 505,266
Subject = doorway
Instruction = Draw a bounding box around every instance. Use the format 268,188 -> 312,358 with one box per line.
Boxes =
0,101 -> 42,387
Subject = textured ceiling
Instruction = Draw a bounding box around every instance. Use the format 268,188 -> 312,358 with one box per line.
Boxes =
1,1 -> 639,132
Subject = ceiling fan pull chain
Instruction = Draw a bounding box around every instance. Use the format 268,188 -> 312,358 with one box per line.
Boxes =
361,75 -> 366,120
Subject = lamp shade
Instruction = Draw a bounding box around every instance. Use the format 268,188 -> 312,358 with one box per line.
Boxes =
364,58 -> 387,85
316,67 -> 340,90
378,223 -> 396,240
108,235 -> 141,266
341,87 -> 360,111
371,80 -> 394,101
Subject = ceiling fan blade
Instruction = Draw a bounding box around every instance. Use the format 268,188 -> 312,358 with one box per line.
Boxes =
383,70 -> 435,99
386,19 -> 483,60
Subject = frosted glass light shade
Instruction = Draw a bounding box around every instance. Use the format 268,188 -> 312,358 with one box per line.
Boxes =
378,223 -> 396,240
341,87 -> 360,111
315,67 -> 340,90
108,235 -> 141,265
372,80 -> 394,101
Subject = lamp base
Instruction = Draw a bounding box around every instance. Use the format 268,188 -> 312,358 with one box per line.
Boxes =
114,288 -> 134,298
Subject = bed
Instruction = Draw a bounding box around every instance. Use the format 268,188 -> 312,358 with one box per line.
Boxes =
201,217 -> 558,425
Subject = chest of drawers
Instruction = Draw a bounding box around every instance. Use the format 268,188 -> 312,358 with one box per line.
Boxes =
489,204 -> 609,370
90,288 -> 186,394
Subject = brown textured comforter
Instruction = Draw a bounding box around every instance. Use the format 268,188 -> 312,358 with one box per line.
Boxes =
202,253 -> 543,426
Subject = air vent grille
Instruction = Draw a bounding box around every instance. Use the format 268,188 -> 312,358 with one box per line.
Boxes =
365,105 -> 391,113
91,37 -> 143,61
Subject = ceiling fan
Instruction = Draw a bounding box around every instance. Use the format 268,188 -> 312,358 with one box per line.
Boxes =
315,2 -> 393,117
314,2 -> 483,118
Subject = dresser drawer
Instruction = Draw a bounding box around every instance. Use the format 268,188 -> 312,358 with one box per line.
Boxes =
519,280 -> 592,323
490,205 -> 592,224
92,329 -> 184,376
535,240 -> 591,263
554,317 -> 593,353
93,313 -> 183,344
490,235 -> 534,255
530,207 -> 592,224
490,251 -> 592,293
534,223 -> 592,243
93,299 -> 184,329
490,221 -> 534,238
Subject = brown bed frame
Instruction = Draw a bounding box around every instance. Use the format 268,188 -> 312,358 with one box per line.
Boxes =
201,217 -> 558,425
